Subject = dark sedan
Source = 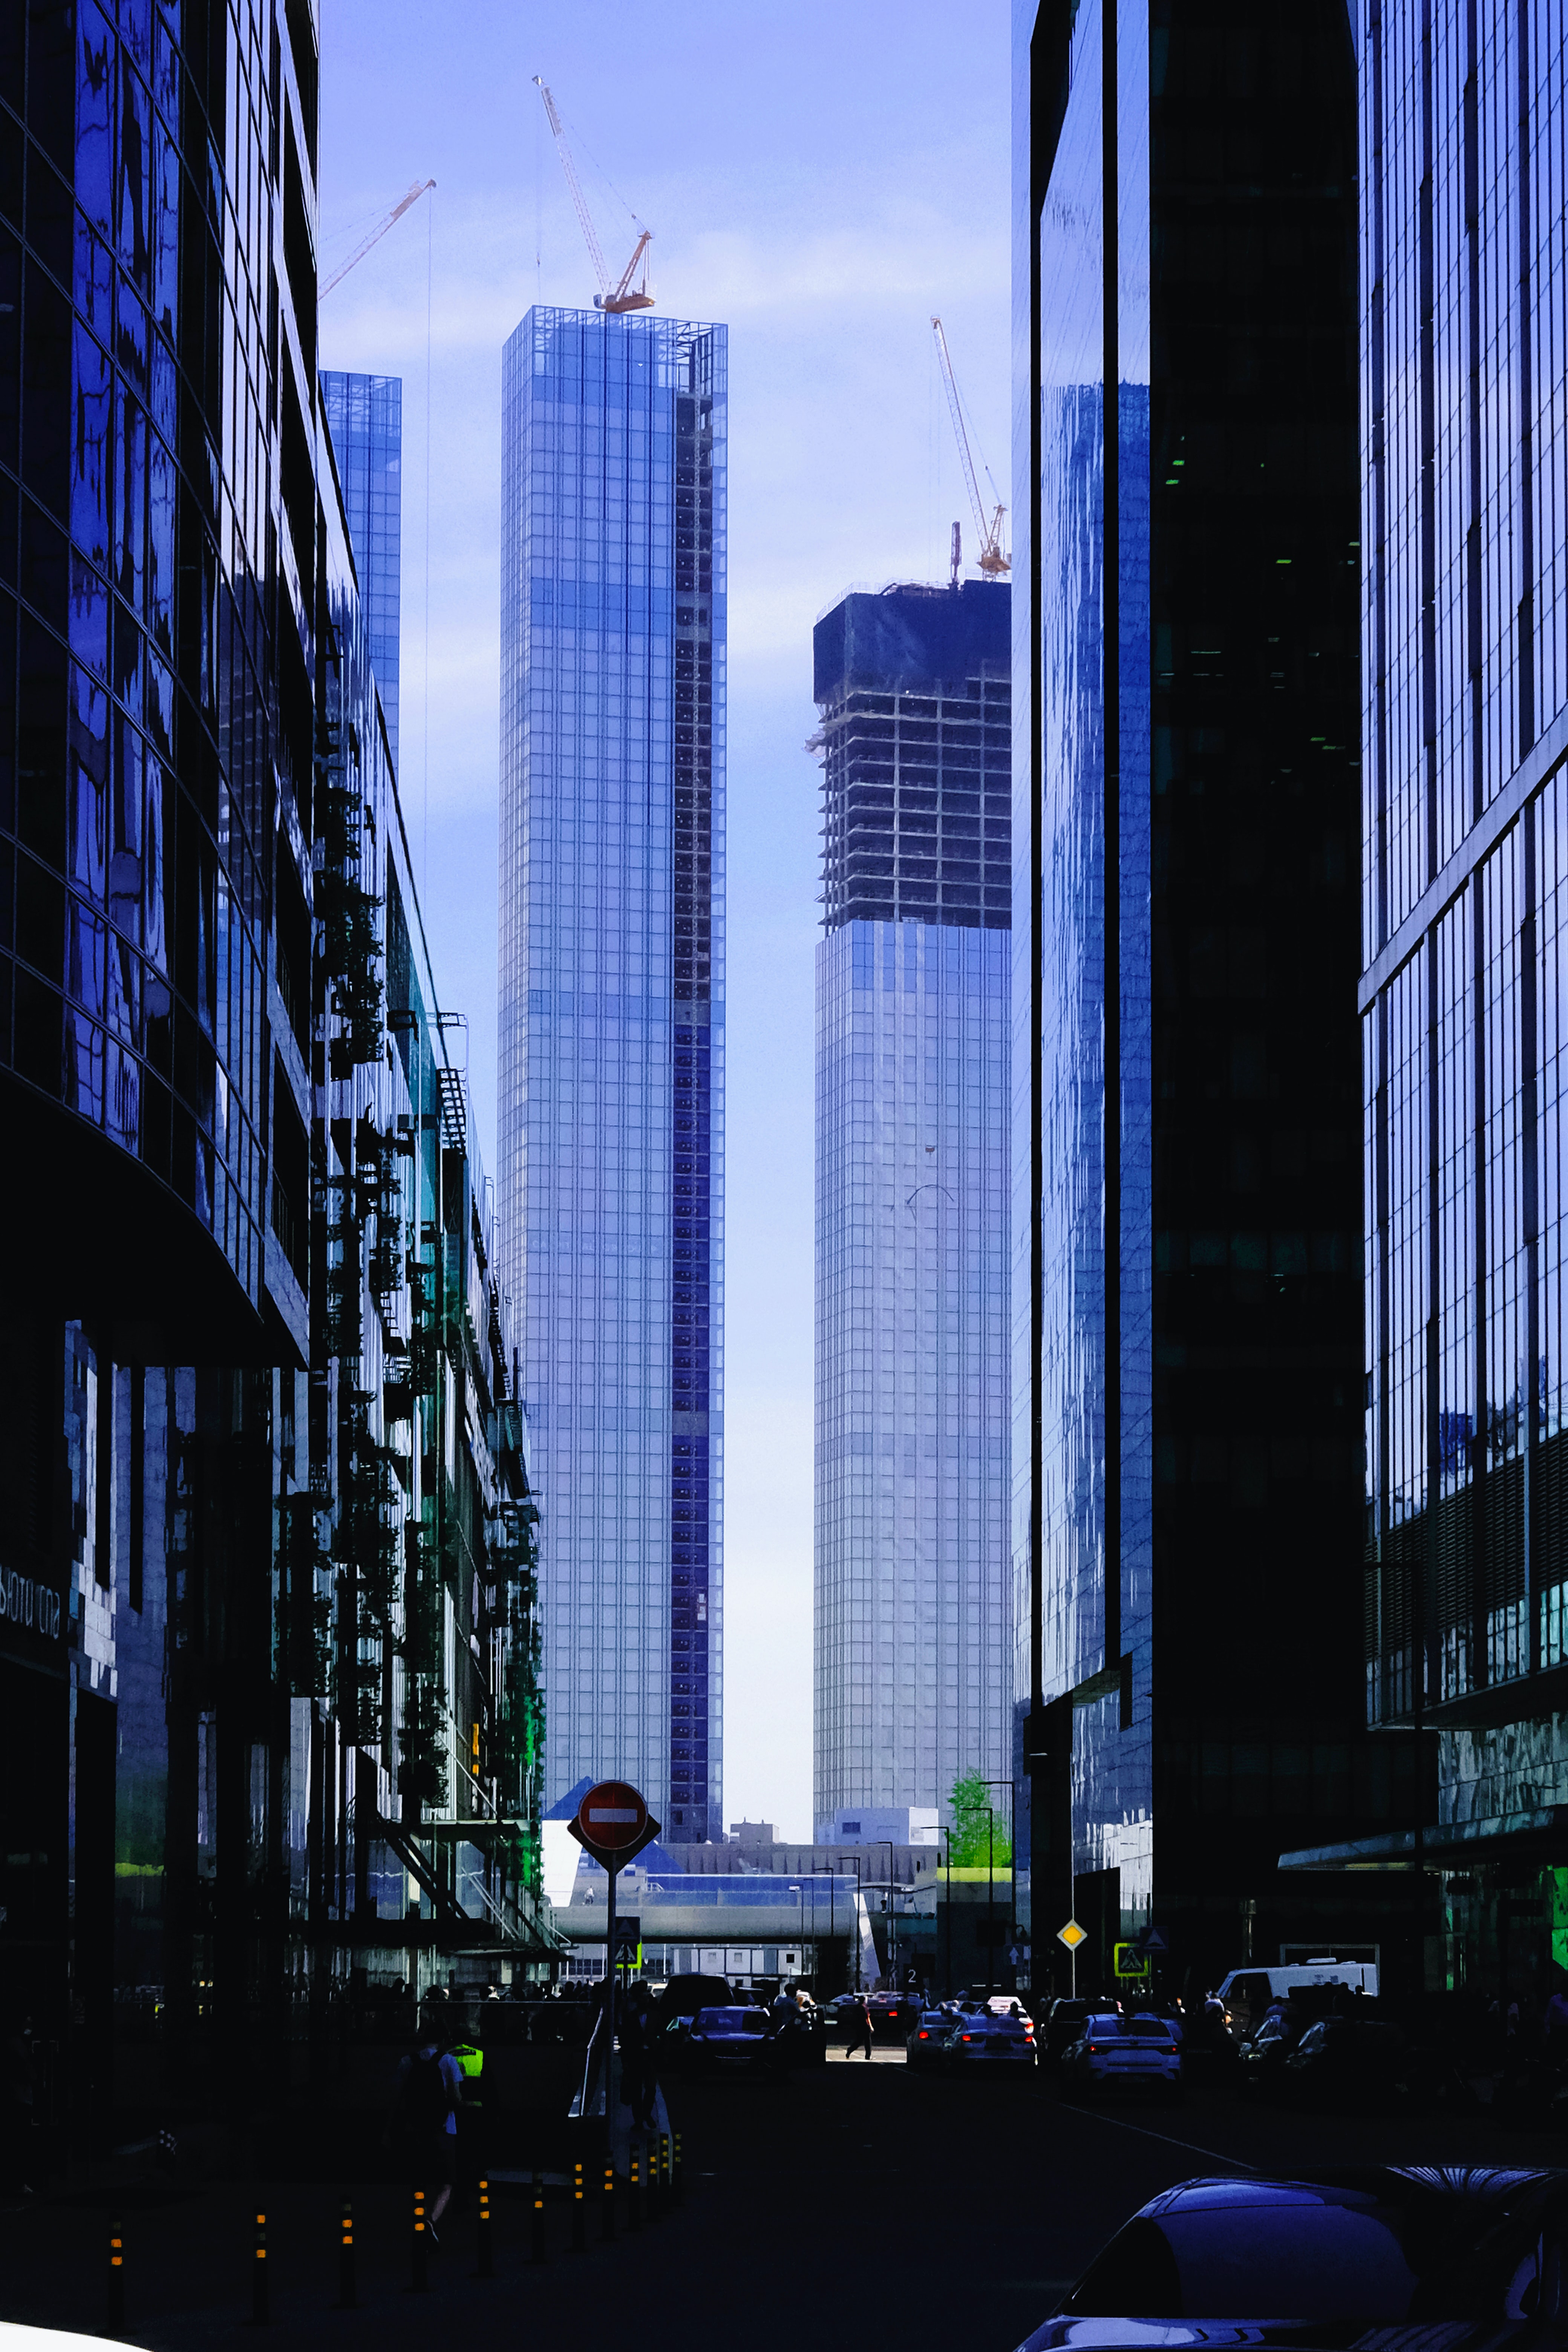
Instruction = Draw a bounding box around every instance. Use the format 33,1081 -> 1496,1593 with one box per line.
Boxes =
681,2006 -> 787,2078
1015,2168 -> 1568,2346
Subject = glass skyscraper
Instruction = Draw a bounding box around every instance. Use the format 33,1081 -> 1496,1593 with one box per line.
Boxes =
322,372 -> 401,769
498,306 -> 725,1840
813,581 -> 1012,1837
1015,0 -> 1380,1992
1286,1 -> 1568,1996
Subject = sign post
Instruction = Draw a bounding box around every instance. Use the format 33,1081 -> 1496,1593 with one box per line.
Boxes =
568,1781 -> 660,2136
1057,1917 -> 1087,2000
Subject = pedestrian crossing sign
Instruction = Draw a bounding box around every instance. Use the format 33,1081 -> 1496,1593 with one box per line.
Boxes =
1113,1941 -> 1151,1980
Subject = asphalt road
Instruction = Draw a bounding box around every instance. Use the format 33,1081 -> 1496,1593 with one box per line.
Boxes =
1,2050 -> 1560,2352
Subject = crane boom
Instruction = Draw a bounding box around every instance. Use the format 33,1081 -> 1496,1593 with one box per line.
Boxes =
320,178 -> 435,299
534,78 -> 654,314
931,316 -> 1010,577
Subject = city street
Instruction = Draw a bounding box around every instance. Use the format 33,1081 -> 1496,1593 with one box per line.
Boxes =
1,2050 -> 1559,2352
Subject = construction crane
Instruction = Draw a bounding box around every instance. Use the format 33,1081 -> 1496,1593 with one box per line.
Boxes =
533,77 -> 654,314
320,178 -> 436,299
931,316 -> 1009,577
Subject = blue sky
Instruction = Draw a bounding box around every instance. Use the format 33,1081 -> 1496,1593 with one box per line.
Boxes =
317,0 -> 1009,1841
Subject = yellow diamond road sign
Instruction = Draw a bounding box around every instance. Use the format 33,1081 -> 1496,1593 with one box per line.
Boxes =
1057,1919 -> 1087,1951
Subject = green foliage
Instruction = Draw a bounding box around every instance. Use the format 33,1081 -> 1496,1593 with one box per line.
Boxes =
948,1773 -> 1012,1868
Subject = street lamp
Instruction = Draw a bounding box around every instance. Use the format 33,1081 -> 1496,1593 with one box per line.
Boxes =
880,1838 -> 898,1992
789,1883 -> 801,1986
975,1779 -> 1016,1998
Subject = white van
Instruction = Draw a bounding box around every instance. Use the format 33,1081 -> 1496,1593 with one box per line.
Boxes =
1214,1958 -> 1378,2034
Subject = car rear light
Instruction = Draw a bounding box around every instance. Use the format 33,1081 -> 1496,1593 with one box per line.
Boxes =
961,2033 -> 975,2043
1086,2042 -> 1103,2053
917,2030 -> 929,2040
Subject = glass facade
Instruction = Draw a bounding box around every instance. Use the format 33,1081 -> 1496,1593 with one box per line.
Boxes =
0,3 -> 549,2107
321,371 -> 401,771
1015,0 -> 1375,1993
499,306 -> 726,1840
1,0 -> 289,1343
1355,0 -> 1568,1994
813,582 -> 1012,1833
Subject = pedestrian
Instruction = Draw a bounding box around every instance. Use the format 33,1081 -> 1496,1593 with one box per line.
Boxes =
1545,1980 -> 1568,2052
621,1982 -> 658,2127
395,2003 -> 464,2243
844,1991 -> 874,2060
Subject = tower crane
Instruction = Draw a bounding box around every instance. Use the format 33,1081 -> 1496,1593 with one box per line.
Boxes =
320,178 -> 436,300
931,316 -> 1009,577
533,78 -> 654,314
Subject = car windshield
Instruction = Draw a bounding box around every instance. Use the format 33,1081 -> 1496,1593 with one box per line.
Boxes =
693,2008 -> 768,2032
1066,2200 -> 1426,2321
1085,2015 -> 1123,2035
1125,2015 -> 1172,2035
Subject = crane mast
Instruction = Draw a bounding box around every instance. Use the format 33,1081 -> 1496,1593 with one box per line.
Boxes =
533,78 -> 654,315
931,316 -> 1009,577
320,178 -> 435,299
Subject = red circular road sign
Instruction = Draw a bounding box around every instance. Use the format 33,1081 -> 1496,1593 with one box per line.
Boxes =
576,1780 -> 649,1854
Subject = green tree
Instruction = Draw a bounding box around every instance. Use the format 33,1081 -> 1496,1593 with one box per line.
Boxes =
948,1773 -> 1012,1868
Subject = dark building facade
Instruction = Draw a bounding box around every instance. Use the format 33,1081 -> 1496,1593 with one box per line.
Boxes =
1012,0 -> 1401,1995
0,2 -> 547,2145
1281,2 -> 1568,2006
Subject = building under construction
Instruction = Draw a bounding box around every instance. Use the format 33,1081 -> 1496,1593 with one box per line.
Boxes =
0,1 -> 551,2142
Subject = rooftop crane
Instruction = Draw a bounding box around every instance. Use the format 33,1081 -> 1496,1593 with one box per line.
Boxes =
320,178 -> 436,299
533,78 -> 654,314
931,316 -> 1009,577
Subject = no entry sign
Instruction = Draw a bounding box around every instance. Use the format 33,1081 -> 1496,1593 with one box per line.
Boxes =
569,1779 -> 661,1872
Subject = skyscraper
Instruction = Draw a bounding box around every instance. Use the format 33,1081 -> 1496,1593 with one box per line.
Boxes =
499,306 -> 725,1839
322,372 -> 402,769
1283,2 -> 1568,1994
813,581 -> 1012,1839
1014,1 -> 1382,1989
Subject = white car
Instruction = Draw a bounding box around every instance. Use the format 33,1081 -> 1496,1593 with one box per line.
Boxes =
1060,2009 -> 1182,2101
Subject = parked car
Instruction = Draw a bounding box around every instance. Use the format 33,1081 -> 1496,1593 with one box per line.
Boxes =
1043,1997 -> 1093,2067
1060,2011 -> 1182,2102
1277,2014 -> 1407,2110
1017,2168 -> 1568,2344
945,2008 -> 1037,2075
905,2010 -> 956,2072
681,2005 -> 788,2078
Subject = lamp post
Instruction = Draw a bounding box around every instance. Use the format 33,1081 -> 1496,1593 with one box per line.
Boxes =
942,1825 -> 953,1996
880,1839 -> 898,1992
975,1778 -> 1016,1995
788,1883 -> 801,1986
848,1852 -> 863,1991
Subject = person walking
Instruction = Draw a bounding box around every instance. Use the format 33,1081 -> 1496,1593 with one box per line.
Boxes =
395,2003 -> 464,2243
844,1991 -> 874,2061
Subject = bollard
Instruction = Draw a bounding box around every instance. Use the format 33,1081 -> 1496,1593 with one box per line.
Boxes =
530,2170 -> 547,2265
476,2177 -> 493,2279
628,2142 -> 642,2234
601,2160 -> 615,2242
107,2219 -> 125,2335
571,2159 -> 586,2252
674,2131 -> 684,2207
252,2209 -> 269,2325
338,2198 -> 357,2309
412,2185 -> 429,2294
653,2130 -> 668,2219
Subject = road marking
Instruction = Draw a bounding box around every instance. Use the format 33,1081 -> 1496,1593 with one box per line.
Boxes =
1063,2104 -> 1260,2171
